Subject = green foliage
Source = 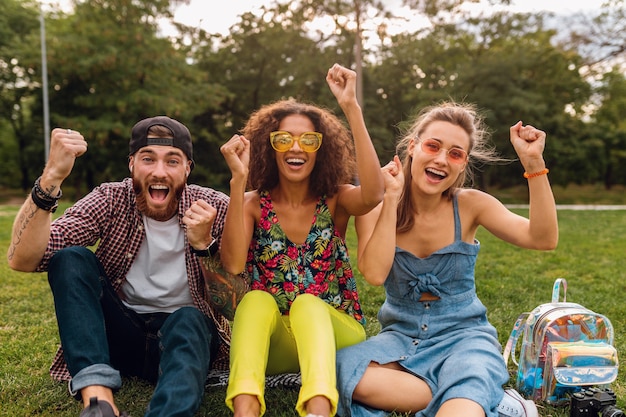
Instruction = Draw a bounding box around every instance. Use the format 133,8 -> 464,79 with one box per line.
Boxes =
197,9 -> 337,132
0,0 -> 41,190
2,202 -> 626,416
2,0 -> 626,194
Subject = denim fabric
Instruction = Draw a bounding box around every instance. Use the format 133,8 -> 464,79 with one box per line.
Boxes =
335,195 -> 509,417
70,364 -> 122,397
47,246 -> 218,417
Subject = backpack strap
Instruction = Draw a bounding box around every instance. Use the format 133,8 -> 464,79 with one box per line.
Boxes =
503,278 -> 568,366
552,278 -> 567,303
502,312 -> 530,366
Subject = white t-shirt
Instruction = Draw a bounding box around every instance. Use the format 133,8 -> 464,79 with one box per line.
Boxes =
121,215 -> 193,313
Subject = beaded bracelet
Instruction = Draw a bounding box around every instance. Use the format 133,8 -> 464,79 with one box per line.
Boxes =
33,176 -> 62,200
31,176 -> 62,212
523,168 -> 549,179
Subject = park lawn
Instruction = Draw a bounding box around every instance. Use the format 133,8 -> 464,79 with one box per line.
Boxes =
1,203 -> 625,417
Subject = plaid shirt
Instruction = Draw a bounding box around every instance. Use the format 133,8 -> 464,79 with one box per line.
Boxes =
39,178 -> 232,381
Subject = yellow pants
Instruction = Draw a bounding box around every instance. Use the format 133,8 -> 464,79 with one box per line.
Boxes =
225,290 -> 366,416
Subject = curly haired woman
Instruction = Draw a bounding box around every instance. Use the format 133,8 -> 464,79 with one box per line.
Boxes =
219,63 -> 384,417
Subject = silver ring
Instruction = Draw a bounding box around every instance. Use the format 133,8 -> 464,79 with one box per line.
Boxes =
67,129 -> 72,134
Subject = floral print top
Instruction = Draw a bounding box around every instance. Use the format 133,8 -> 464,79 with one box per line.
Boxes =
246,190 -> 365,325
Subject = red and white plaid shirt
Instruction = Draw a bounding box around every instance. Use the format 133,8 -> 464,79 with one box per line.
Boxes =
39,178 -> 231,381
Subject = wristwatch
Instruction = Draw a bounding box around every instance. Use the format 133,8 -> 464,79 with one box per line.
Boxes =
190,238 -> 219,257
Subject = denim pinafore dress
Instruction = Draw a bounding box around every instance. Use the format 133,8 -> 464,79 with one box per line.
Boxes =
336,195 -> 509,417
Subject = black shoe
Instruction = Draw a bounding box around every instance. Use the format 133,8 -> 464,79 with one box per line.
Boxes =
79,397 -> 130,417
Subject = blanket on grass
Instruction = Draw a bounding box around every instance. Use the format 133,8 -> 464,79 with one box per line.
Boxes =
206,370 -> 301,389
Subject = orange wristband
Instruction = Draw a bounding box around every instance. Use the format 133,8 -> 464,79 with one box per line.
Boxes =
523,168 -> 549,179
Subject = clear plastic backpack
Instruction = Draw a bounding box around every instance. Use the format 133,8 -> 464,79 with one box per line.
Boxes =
502,278 -> 618,405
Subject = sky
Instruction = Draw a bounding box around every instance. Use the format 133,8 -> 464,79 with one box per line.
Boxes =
171,0 -> 605,36
47,0 -> 606,40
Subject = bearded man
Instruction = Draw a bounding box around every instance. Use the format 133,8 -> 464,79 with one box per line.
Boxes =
7,116 -> 247,417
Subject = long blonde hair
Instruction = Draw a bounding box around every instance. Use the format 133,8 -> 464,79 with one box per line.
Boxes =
395,101 -> 502,233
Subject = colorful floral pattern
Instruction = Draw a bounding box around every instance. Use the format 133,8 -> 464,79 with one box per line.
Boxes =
246,191 -> 365,325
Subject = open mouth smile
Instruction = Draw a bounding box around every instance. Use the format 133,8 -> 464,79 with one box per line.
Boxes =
425,167 -> 447,181
149,184 -> 170,202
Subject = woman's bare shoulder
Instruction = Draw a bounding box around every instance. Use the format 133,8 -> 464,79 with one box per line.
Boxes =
456,188 -> 499,206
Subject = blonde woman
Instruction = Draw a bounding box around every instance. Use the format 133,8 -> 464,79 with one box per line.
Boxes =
337,103 -> 558,417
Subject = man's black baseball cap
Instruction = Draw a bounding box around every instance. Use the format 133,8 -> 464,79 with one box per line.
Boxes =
129,116 -> 194,170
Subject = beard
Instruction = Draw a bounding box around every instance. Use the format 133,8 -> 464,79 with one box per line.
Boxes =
133,175 -> 185,221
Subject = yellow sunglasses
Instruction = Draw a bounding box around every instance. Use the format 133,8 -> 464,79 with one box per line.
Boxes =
269,131 -> 323,153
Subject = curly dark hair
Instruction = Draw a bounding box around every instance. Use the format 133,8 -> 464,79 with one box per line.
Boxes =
242,99 -> 357,197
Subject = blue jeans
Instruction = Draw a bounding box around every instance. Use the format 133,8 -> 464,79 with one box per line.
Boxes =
47,246 -> 218,417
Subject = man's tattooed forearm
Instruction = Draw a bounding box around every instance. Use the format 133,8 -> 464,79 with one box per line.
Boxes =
201,256 -> 250,321
7,200 -> 38,261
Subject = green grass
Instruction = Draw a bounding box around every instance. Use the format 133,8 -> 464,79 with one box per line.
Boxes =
490,183 -> 626,205
1,201 -> 625,416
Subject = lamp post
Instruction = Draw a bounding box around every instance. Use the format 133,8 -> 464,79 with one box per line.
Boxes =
40,2 -> 50,162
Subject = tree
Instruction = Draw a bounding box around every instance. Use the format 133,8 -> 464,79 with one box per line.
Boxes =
453,12 -> 591,185
1,0 -> 624,192
23,0 -> 228,195
592,69 -> 626,188
291,0 -> 393,107
196,3 -> 349,152
367,10 -> 592,188
0,0 -> 41,190
569,0 -> 626,69
197,0 -> 396,178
